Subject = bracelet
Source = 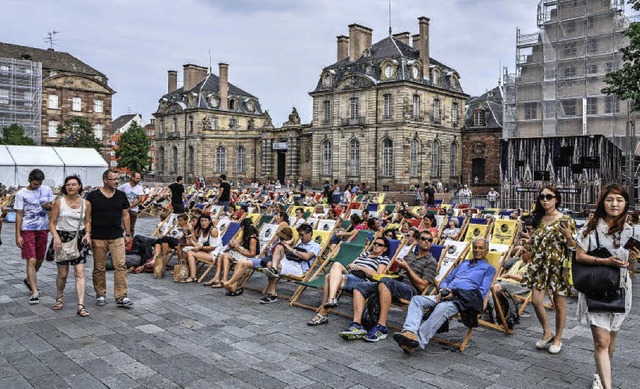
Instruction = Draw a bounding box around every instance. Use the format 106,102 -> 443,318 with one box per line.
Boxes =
593,256 -> 597,264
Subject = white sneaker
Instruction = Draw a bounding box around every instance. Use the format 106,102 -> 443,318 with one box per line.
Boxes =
592,373 -> 603,389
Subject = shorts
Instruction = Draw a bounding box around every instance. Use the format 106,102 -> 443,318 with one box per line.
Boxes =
343,274 -> 370,292
156,236 -> 179,248
172,203 -> 186,214
229,250 -> 252,264
279,258 -> 305,277
21,230 -> 48,260
353,277 -> 415,301
251,256 -> 272,269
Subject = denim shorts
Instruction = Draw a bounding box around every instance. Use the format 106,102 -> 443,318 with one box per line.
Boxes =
379,278 -> 415,301
344,274 -> 370,292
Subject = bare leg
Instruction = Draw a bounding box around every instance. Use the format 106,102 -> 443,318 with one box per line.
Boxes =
271,245 -> 284,271
187,251 -> 197,278
531,288 -> 553,341
266,277 -> 277,295
352,290 -> 366,324
221,254 -> 233,282
74,264 -> 86,306
552,295 -> 567,346
377,282 -> 393,327
592,326 -> 613,389
225,259 -> 251,287
316,273 -> 332,316
26,258 -> 38,294
327,263 -> 346,300
56,264 -> 69,299
211,254 -> 225,282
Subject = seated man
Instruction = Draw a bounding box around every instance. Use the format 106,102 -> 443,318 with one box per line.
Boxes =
261,223 -> 320,304
393,238 -> 495,353
339,230 -> 438,342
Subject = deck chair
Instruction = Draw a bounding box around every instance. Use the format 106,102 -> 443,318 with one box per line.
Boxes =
433,250 -> 509,352
349,230 -> 370,247
462,223 -> 490,243
244,213 -> 262,226
317,219 -> 337,233
305,217 -> 320,229
435,240 -> 470,285
256,214 -> 274,229
195,221 -> 241,282
490,219 -> 519,246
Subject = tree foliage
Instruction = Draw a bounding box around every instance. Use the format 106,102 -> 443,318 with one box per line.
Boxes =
602,0 -> 640,110
115,122 -> 151,173
55,117 -> 102,151
0,123 -> 36,145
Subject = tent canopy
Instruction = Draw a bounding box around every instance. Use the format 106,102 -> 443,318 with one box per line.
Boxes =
0,145 -> 107,188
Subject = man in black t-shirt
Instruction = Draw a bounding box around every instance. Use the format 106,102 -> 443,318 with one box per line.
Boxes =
217,174 -> 231,211
168,176 -> 187,213
423,182 -> 435,206
87,169 -> 132,308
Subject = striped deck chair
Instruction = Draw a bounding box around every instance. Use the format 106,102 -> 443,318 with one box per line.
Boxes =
196,221 -> 241,282
435,240 -> 470,286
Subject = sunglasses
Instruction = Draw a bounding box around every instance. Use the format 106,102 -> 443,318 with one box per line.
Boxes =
373,242 -> 387,248
420,237 -> 434,242
538,194 -> 556,201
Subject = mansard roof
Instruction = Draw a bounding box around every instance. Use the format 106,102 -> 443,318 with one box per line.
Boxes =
464,85 -> 504,130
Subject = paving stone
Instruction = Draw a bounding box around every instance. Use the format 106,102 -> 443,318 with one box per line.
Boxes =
29,372 -> 69,389
63,372 -> 108,389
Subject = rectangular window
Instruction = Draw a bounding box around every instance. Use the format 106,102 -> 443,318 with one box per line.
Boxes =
561,99 -> 577,116
587,38 -> 597,54
0,65 -> 9,72
524,102 -> 537,120
72,97 -> 81,111
188,116 -> 193,133
48,121 -> 59,138
0,89 -> 8,104
587,97 -> 597,115
564,42 -> 577,57
48,94 -> 58,109
93,124 -> 103,139
452,102 -> 459,126
433,99 -> 441,122
350,97 -> 359,119
605,95 -> 619,114
565,20 -> 576,34
473,109 -> 486,126
412,94 -> 420,120
564,67 -> 576,77
383,94 -> 392,119
322,100 -> 331,124
586,64 -> 598,74
93,99 -> 103,113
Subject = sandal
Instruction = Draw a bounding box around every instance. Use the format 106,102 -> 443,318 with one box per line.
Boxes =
323,298 -> 338,309
182,277 -> 195,283
76,304 -> 90,317
307,313 -> 328,326
204,279 -> 221,287
225,288 -> 244,297
52,296 -> 63,311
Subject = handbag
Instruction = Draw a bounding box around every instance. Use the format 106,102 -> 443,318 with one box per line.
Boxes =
173,260 -> 188,282
572,230 -> 620,295
585,288 -> 625,313
54,200 -> 84,263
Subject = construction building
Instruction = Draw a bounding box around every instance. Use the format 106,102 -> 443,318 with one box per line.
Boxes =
0,57 -> 42,143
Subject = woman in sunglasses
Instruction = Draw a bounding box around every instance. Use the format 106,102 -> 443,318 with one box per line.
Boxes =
307,237 -> 390,326
574,184 -> 637,389
522,186 -> 576,355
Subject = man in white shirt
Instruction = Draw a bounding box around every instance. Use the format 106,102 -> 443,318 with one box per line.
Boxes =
118,172 -> 144,236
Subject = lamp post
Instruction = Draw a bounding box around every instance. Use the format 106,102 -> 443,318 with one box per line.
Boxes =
230,117 -> 239,189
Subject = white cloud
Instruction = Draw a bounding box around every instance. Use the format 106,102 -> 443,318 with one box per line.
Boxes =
1,0 -> 543,125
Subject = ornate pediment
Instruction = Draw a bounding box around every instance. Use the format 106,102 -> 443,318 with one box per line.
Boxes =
44,74 -> 113,94
334,74 -> 375,91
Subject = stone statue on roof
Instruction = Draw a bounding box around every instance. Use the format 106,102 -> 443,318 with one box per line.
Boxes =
284,107 -> 301,126
263,110 -> 273,127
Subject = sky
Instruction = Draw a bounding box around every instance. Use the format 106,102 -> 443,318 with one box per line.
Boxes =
1,0 -> 546,126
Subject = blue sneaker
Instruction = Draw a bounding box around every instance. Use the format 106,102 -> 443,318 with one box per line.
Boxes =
364,324 -> 388,342
338,322 -> 367,340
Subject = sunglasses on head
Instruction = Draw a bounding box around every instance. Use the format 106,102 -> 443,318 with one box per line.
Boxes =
420,236 -> 433,242
373,242 -> 387,248
538,194 -> 556,201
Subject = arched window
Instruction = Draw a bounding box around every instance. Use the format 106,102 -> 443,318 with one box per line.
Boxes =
158,147 -> 165,173
187,146 -> 194,174
172,146 -> 178,174
215,145 -> 227,173
431,139 -> 441,177
236,145 -> 246,174
410,139 -> 419,177
349,139 -> 360,176
450,141 -> 458,177
382,138 -> 393,176
322,140 -> 332,176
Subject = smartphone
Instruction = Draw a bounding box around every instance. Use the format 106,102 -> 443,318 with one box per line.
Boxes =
623,237 -> 640,251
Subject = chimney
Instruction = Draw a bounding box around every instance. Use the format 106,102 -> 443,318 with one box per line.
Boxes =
392,32 -> 410,46
418,17 -> 430,80
412,34 -> 420,49
348,23 -> 373,62
219,63 -> 229,110
337,35 -> 349,62
183,64 -> 208,91
167,70 -> 177,93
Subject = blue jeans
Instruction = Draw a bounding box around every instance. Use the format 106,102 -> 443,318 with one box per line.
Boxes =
402,295 -> 460,349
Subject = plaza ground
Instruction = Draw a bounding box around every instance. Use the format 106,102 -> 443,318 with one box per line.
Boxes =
0,217 -> 638,388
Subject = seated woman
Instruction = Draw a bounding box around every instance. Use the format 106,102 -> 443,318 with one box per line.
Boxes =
329,213 -> 363,250
217,218 -> 260,295
184,214 -> 221,283
149,213 -> 191,278
441,217 -> 460,240
420,213 -> 440,238
308,236 -> 391,326
274,211 -> 290,227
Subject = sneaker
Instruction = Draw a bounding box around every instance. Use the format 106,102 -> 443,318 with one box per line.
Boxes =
258,294 -> 278,304
262,267 -> 279,279
364,324 -> 388,342
323,297 -> 338,309
392,331 -> 419,353
116,297 -> 133,308
96,296 -> 106,306
338,322 -> 367,340
592,373 -> 603,389
29,293 -> 40,305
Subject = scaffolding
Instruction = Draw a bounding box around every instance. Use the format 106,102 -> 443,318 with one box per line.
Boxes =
0,57 -> 42,144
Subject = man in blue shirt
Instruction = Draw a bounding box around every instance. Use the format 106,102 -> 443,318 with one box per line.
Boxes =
393,238 -> 495,353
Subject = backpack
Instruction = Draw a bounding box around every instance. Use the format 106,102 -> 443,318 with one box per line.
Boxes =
361,293 -> 381,331
487,289 -> 520,330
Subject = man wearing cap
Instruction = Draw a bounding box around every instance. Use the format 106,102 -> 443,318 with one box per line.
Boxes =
261,223 -> 320,304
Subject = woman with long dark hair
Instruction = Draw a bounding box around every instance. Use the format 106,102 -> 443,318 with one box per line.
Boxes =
574,184 -> 637,389
217,218 -> 260,295
184,214 -> 221,283
521,186 -> 576,354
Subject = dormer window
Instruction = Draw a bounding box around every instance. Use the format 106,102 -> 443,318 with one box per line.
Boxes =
229,98 -> 236,111
473,109 -> 486,127
323,73 -> 332,87
432,68 -> 440,85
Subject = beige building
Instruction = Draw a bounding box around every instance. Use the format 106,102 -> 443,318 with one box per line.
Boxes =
513,0 -> 630,144
308,17 -> 468,190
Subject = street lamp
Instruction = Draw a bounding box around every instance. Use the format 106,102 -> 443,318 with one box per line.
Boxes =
230,117 -> 239,188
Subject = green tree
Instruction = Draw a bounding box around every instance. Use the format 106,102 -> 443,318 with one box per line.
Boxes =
56,117 -> 102,151
115,122 -> 151,173
602,0 -> 640,110
0,123 -> 36,145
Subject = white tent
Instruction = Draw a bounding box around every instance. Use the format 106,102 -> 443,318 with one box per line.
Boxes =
0,145 -> 107,187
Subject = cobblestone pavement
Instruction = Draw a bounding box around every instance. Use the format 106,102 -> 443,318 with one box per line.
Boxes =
1,217 -> 638,388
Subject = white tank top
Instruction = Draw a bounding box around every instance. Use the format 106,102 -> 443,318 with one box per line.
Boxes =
199,227 -> 222,248
56,197 -> 85,232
